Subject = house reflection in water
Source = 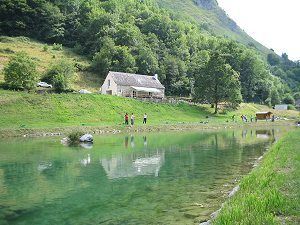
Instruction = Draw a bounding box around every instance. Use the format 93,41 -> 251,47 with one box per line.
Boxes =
100,151 -> 165,179
256,130 -> 273,139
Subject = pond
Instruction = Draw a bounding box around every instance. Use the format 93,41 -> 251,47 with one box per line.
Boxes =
0,128 -> 286,225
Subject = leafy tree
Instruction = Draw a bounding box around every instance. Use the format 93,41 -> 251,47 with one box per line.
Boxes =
270,89 -> 280,106
43,58 -> 75,92
111,46 -> 137,73
267,53 -> 280,66
282,93 -> 295,105
92,37 -> 115,75
194,52 -> 242,113
293,92 -> 300,100
4,52 -> 38,91
136,47 -> 159,75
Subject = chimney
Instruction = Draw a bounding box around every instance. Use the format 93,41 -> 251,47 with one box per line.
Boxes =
154,74 -> 158,80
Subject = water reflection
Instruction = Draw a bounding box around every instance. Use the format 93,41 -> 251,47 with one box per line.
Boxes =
80,142 -> 93,149
100,150 -> 165,179
143,136 -> 147,147
37,161 -> 52,172
0,128 -> 287,225
256,130 -> 273,139
80,154 -> 91,167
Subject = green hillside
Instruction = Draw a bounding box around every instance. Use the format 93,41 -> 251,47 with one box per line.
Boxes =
0,0 -> 297,104
0,89 -> 298,131
157,0 -> 272,56
0,36 -> 101,92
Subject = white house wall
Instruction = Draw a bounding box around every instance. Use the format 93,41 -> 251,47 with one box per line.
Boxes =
101,73 -> 118,95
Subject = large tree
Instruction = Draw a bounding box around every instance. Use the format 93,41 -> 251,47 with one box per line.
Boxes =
194,52 -> 242,113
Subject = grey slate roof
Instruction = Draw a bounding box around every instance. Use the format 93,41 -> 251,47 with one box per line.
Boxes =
109,71 -> 165,89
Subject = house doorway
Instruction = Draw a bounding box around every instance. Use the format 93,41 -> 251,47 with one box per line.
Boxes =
106,90 -> 112,95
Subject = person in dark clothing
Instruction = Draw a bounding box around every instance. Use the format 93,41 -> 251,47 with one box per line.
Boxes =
125,113 -> 129,125
143,113 -> 147,124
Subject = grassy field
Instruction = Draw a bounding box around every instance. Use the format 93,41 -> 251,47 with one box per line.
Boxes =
213,129 -> 300,225
0,36 -> 102,92
0,89 -> 298,131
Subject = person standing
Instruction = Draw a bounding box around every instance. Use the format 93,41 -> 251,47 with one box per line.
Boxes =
125,113 -> 129,125
232,115 -> 235,122
143,113 -> 147,124
131,113 -> 135,126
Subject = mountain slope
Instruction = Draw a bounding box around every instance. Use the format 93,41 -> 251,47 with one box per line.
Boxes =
157,0 -> 272,56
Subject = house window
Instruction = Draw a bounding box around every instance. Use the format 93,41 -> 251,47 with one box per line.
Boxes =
133,91 -> 136,98
108,79 -> 111,87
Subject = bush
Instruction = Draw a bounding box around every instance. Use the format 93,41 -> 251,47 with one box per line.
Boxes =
43,58 -> 75,92
43,45 -> 49,52
288,104 -> 296,110
52,43 -> 62,51
4,52 -> 38,91
68,131 -> 84,145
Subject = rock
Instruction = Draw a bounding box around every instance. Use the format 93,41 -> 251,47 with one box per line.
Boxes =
199,221 -> 211,225
80,134 -> 93,143
210,209 -> 221,219
228,185 -> 240,198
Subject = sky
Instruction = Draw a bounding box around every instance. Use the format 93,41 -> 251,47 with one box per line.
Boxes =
217,0 -> 300,60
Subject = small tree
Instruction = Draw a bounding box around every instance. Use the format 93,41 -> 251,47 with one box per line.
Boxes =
4,52 -> 38,91
194,52 -> 242,114
43,58 -> 75,92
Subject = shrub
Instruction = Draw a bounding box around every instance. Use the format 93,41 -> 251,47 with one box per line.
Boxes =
68,131 -> 84,145
43,58 -> 75,92
52,43 -> 62,51
43,45 -> 49,52
287,104 -> 296,110
4,52 -> 38,91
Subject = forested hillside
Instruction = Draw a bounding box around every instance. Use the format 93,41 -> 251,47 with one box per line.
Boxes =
0,0 -> 298,106
157,0 -> 271,56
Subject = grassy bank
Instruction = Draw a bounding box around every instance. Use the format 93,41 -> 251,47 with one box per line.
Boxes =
213,129 -> 300,225
0,89 -> 299,137
0,89 -> 298,130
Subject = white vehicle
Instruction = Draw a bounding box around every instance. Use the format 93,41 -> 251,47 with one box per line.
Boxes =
37,82 -> 52,88
79,89 -> 92,94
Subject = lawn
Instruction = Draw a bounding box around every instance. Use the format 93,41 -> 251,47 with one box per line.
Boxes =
213,129 -> 300,225
0,89 -> 298,131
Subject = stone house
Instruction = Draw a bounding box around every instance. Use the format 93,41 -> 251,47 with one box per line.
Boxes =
101,71 -> 165,99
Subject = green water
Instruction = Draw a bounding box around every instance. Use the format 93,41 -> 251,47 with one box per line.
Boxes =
0,129 -> 282,225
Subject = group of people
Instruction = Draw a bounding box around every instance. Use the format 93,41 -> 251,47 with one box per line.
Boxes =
232,114 -> 256,122
124,113 -> 147,126
241,115 -> 257,122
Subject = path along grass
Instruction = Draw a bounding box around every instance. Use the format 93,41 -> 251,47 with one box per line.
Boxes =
213,129 -> 300,225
